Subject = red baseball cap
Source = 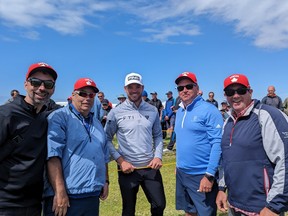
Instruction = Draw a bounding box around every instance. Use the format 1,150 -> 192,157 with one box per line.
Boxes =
224,74 -> 250,89
74,78 -> 99,93
26,62 -> 57,80
175,72 -> 197,84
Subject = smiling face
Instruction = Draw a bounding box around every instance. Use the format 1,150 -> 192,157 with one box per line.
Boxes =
124,83 -> 143,107
72,87 -> 95,117
177,78 -> 198,106
24,71 -> 55,109
224,84 -> 253,114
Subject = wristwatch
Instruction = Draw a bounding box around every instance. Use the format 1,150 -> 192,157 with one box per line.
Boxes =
204,173 -> 215,183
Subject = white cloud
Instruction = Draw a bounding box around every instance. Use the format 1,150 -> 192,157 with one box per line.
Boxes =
0,0 -> 115,36
1,0 -> 288,48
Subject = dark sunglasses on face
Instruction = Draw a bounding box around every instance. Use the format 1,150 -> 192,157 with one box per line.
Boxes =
224,88 -> 249,97
177,83 -> 195,92
27,78 -> 55,89
75,91 -> 96,98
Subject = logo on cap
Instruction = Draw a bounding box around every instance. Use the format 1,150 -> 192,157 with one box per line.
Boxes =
128,75 -> 140,81
230,77 -> 238,83
85,79 -> 93,85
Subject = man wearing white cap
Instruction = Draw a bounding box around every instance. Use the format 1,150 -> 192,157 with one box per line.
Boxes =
43,78 -> 110,216
105,72 -> 166,216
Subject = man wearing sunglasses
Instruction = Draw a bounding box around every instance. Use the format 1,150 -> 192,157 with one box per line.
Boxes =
0,62 -> 60,215
105,72 -> 166,216
216,74 -> 288,216
43,78 -> 110,216
173,72 -> 223,216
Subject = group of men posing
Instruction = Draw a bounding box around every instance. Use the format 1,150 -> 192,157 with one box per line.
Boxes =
0,62 -> 287,216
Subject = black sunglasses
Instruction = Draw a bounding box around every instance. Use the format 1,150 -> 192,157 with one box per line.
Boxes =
177,84 -> 195,92
75,91 -> 96,98
28,78 -> 55,89
224,88 -> 249,97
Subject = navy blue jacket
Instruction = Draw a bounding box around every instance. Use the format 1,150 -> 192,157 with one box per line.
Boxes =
220,100 -> 288,214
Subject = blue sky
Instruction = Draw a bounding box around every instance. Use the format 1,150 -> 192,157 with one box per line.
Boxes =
1,0 -> 288,105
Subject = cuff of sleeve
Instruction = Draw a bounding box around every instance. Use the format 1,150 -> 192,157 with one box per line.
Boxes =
266,204 -> 280,215
218,186 -> 227,192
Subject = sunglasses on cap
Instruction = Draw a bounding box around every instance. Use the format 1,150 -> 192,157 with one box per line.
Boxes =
27,78 -> 55,89
224,87 -> 250,97
177,83 -> 195,92
74,91 -> 96,98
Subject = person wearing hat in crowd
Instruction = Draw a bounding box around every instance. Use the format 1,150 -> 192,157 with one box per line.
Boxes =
220,100 -> 229,121
0,62 -> 60,215
149,91 -> 163,116
43,78 -> 110,216
142,90 -> 150,102
101,99 -> 112,127
105,72 -> 166,216
163,90 -> 176,152
4,89 -> 20,104
116,94 -> 126,107
216,74 -> 288,216
174,72 -> 223,216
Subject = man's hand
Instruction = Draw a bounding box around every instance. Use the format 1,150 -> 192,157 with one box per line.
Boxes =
259,207 -> 278,216
52,190 -> 70,216
216,191 -> 228,213
100,182 -> 109,200
198,175 -> 213,193
148,158 -> 162,169
119,160 -> 135,173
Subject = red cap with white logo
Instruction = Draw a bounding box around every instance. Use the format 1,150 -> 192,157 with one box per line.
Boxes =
224,74 -> 250,89
26,62 -> 57,80
74,78 -> 99,93
175,72 -> 197,85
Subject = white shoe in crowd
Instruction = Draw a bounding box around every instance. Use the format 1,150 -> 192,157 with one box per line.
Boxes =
163,148 -> 173,153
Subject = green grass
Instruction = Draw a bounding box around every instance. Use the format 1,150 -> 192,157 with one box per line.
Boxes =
100,138 -> 287,216
100,138 -> 228,216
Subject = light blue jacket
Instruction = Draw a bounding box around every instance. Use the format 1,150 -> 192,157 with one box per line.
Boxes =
44,104 -> 110,197
175,96 -> 223,176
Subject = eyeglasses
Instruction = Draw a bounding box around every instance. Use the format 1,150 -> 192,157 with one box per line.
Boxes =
74,91 -> 96,98
177,84 -> 195,92
224,88 -> 249,97
27,78 -> 55,89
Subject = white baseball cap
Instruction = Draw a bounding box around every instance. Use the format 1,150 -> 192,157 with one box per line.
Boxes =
124,72 -> 143,86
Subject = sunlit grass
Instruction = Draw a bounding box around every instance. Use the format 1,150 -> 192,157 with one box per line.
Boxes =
100,138 -> 228,216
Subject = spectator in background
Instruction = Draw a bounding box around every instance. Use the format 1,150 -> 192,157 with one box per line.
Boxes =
94,91 -> 112,122
206,91 -> 218,108
165,96 -> 181,152
261,85 -> 283,110
198,89 -> 203,96
101,99 -> 112,127
105,72 -> 166,216
163,91 -> 176,152
220,101 -> 229,121
216,74 -> 288,216
283,97 -> 288,116
142,90 -> 150,102
116,94 -> 126,107
0,62 -> 59,215
5,89 -> 19,104
149,91 -> 163,116
174,72 -> 223,216
43,78 -> 110,216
